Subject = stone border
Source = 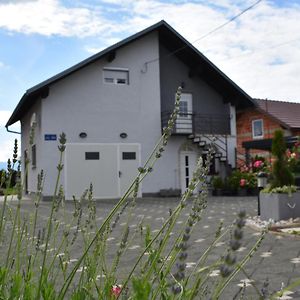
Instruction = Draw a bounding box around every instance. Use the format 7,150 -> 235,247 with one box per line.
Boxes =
246,216 -> 300,238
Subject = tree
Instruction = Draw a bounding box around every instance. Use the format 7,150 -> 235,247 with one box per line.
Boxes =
271,130 -> 294,188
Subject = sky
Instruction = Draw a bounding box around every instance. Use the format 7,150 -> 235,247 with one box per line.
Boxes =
0,0 -> 300,168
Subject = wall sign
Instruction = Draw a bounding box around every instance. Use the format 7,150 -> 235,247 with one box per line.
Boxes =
45,134 -> 57,141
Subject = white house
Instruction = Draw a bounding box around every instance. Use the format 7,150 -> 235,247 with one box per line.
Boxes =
6,20 -> 255,200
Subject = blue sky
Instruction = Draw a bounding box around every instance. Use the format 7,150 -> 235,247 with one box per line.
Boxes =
0,0 -> 300,168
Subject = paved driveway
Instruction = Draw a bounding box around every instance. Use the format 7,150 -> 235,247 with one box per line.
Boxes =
2,195 -> 300,299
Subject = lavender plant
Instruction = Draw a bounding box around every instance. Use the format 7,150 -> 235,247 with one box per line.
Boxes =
0,87 -> 298,299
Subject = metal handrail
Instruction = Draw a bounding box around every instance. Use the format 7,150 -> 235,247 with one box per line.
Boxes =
161,111 -> 230,135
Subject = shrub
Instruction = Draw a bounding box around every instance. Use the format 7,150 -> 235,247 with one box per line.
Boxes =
228,170 -> 257,191
2,88 -> 300,299
271,130 -> 294,188
211,176 -> 223,189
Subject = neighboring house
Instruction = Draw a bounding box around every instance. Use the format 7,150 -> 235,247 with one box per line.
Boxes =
6,20 -> 255,199
237,99 -> 300,167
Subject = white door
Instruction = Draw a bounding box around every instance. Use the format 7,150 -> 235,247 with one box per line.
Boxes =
176,93 -> 193,134
180,151 -> 199,195
119,144 -> 141,197
65,143 -> 141,199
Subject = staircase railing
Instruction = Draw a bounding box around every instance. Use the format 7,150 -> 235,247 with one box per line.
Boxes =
161,111 -> 230,135
202,134 -> 228,162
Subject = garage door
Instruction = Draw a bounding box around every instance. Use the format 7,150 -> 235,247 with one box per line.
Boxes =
65,143 -> 141,199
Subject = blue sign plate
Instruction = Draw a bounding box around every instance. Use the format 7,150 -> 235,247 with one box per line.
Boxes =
45,134 -> 57,141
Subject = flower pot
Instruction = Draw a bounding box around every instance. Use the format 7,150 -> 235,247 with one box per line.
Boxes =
260,192 -> 300,221
237,188 -> 247,196
213,188 -> 222,196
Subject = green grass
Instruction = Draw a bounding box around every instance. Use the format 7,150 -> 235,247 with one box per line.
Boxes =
0,187 -> 17,195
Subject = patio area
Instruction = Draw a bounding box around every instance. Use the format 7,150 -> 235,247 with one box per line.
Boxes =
2,195 -> 300,299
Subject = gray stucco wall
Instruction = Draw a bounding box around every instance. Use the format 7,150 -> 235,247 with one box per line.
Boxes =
22,30 -> 238,198
159,43 -> 236,168
38,31 -> 166,196
21,98 -> 42,194
159,44 -> 230,119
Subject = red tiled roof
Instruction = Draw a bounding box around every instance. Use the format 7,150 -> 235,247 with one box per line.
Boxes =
255,99 -> 300,129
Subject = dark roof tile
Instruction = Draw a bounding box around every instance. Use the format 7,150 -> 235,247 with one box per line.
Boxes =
6,20 -> 255,127
255,98 -> 300,129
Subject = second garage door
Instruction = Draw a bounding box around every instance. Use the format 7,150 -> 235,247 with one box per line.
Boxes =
65,143 -> 141,199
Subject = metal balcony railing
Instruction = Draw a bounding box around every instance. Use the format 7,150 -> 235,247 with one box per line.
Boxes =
161,111 -> 231,135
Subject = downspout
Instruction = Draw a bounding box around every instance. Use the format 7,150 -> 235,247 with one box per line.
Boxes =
5,125 -> 21,135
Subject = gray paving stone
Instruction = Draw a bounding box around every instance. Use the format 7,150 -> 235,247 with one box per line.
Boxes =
4,195 -> 300,298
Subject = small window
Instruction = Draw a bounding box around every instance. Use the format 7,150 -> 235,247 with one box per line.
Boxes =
122,152 -> 136,160
32,144 -> 36,168
85,152 -> 100,160
252,119 -> 264,138
103,68 -> 129,85
104,77 -> 114,84
116,78 -> 126,84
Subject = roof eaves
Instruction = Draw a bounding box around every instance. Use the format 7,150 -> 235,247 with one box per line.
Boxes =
160,22 -> 255,107
5,92 -> 28,127
6,20 -> 167,126
7,20 -> 255,126
27,20 -> 166,95
255,105 -> 291,130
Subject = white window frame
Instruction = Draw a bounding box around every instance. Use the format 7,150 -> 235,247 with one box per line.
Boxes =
252,119 -> 264,139
103,67 -> 129,85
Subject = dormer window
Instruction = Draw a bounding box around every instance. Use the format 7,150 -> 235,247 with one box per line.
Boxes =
103,68 -> 129,85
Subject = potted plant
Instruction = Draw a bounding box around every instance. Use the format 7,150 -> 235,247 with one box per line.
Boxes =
260,130 -> 299,221
211,176 -> 223,196
287,138 -> 300,186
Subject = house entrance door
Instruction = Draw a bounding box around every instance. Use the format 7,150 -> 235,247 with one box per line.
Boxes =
176,93 -> 193,133
180,151 -> 199,195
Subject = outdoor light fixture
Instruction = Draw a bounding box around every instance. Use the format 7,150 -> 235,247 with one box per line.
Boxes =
79,132 -> 87,138
120,132 -> 127,139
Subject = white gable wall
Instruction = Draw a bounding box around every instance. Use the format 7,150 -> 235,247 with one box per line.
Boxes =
21,98 -> 42,193
38,31 -> 166,196
21,30 -> 240,198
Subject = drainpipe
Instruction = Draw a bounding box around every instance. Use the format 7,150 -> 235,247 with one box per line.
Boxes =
5,125 -> 21,135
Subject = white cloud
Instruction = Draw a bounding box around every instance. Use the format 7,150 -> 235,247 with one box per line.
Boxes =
84,37 -> 122,54
0,137 -> 20,163
112,0 -> 300,101
1,0 -> 300,102
0,110 -> 20,131
0,111 -> 20,163
0,110 -> 12,127
0,0 -> 113,37
84,46 -> 105,55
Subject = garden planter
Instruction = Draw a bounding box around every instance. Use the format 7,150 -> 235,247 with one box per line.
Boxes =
213,189 -> 223,196
260,192 -> 300,221
237,188 -> 247,196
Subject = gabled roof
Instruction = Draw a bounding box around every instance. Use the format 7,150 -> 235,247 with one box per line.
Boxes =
6,20 -> 255,127
255,99 -> 300,129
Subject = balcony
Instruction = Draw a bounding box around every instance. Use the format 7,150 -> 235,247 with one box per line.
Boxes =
161,111 -> 231,135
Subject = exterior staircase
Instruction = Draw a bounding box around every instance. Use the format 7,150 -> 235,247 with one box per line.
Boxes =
187,134 -> 230,175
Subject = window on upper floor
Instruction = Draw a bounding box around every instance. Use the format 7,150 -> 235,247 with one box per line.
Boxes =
252,119 -> 264,139
103,68 -> 129,85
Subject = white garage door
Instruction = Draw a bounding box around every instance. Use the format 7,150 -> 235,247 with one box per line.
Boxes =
65,143 -> 141,199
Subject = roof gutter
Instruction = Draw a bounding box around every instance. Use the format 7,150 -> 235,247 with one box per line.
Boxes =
5,125 -> 21,135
